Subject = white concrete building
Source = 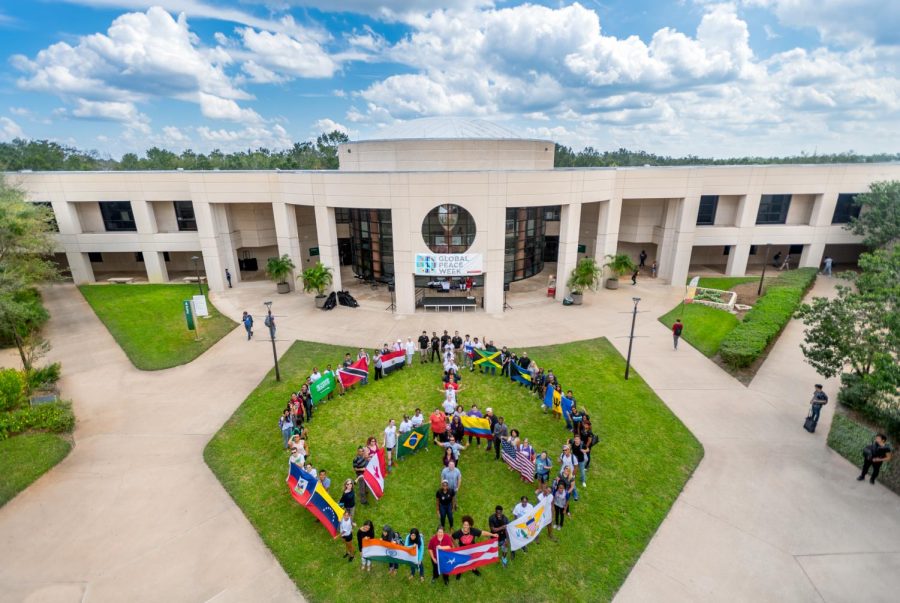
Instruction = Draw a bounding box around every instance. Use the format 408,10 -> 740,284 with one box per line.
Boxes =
7,117 -> 898,314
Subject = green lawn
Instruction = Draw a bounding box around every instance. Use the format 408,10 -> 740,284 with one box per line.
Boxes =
79,284 -> 237,370
205,338 -> 703,603
659,303 -> 740,357
0,432 -> 71,507
687,276 -> 758,290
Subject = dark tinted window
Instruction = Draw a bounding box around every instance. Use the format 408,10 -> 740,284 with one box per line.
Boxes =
350,208 -> 393,282
789,244 -> 804,255
543,206 -> 561,221
831,193 -> 862,224
697,195 -> 719,225
99,201 -> 137,231
335,208 -> 351,224
88,252 -> 103,263
756,194 -> 791,224
422,204 -> 476,254
504,207 -> 546,283
134,252 -> 144,262
173,201 -> 197,231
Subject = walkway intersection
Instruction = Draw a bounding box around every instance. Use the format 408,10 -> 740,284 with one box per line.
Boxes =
0,278 -> 898,602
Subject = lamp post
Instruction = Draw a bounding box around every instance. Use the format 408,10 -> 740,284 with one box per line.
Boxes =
264,301 -> 281,382
758,244 -> 770,296
191,255 -> 203,297
624,297 -> 641,380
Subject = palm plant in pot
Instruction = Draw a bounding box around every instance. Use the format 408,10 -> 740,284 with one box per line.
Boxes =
566,257 -> 602,305
603,253 -> 636,290
300,262 -> 334,308
266,254 -> 296,294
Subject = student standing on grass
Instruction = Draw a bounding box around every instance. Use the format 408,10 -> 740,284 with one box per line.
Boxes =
465,404 -> 483,448
672,318 -> 684,350
428,526 -> 453,584
452,331 -> 463,363
439,434 -> 467,465
353,447 -> 369,506
512,496 -> 534,555
430,331 -> 441,363
356,348 -> 370,385
436,481 -> 455,528
279,409 -> 293,449
399,415 -> 412,434
552,481 -> 568,530
484,408 -> 498,452
493,416 -> 509,461
405,336 -> 416,366
242,311 -> 253,340
411,408 -> 424,428
858,434 -> 892,485
418,331 -> 430,364
339,479 -> 356,519
451,517 -> 497,580
430,408 -> 447,444
373,350 -> 382,381
335,511 -> 356,562
381,525 -> 400,575
405,528 -> 425,581
357,520 -> 374,572
535,451 -> 552,484
535,483 -> 557,541
488,505 -> 511,566
441,460 -> 462,510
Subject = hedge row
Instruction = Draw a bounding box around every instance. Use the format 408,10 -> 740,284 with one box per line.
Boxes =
0,402 -> 74,441
719,268 -> 818,368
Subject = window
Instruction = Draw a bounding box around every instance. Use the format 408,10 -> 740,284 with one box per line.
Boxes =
421,204 -> 476,254
99,201 -> 137,231
756,194 -> 791,224
163,252 -> 171,262
696,195 -> 719,225
88,252 -> 103,263
543,206 -> 561,221
34,201 -> 58,231
832,193 -> 862,224
723,246 -> 730,256
350,209 -> 393,282
173,201 -> 197,231
504,207 -> 546,283
749,245 -> 758,255
134,252 -> 144,262
335,208 -> 351,224
789,244 -> 804,255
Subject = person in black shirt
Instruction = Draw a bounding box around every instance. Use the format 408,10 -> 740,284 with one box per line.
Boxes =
500,347 -> 511,378
518,352 -> 530,370
430,332 -> 441,362
639,249 -> 647,268
858,434 -> 893,484
353,447 -> 369,505
451,516 -> 497,579
436,481 -> 455,528
568,434 -> 588,488
440,330 -> 451,351
418,331 -> 430,364
809,384 -> 828,425
451,331 -> 463,363
487,505 -> 510,567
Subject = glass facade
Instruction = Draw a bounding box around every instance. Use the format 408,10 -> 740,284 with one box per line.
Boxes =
421,204 -> 476,253
697,195 -> 719,225
756,194 -> 791,224
349,208 -> 393,282
173,201 -> 197,231
99,201 -> 137,231
504,207 -> 545,283
832,193 -> 862,224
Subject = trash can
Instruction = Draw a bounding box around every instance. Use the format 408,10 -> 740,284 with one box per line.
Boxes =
547,286 -> 556,297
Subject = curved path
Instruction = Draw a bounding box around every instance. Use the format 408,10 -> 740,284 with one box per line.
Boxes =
1,279 -> 898,602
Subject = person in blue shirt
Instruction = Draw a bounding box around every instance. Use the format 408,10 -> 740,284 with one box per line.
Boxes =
242,311 -> 253,340
405,528 -> 425,581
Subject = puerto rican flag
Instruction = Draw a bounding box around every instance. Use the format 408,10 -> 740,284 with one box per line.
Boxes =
362,449 -> 385,499
437,539 -> 499,575
337,357 -> 369,388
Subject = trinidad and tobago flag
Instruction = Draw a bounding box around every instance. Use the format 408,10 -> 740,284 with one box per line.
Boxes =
338,356 -> 369,388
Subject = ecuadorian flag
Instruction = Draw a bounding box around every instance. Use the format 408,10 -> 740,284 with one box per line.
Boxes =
510,362 -> 532,387
461,415 -> 492,439
287,464 -> 344,537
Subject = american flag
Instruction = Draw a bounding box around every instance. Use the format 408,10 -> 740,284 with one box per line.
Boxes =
501,439 -> 535,482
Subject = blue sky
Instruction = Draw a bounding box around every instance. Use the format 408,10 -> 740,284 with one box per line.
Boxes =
1,1 -> 898,158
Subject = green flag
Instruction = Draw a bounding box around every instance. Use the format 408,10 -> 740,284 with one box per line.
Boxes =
396,424 -> 430,459
474,348 -> 501,369
310,373 -> 336,403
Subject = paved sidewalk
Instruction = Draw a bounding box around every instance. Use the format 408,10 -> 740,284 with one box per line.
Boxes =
2,278 -> 898,602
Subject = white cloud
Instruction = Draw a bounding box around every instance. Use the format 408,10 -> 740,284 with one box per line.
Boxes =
0,117 -> 25,140
197,93 -> 263,123
9,107 -> 31,117
238,26 -> 338,80
744,0 -> 900,46
162,125 -> 190,143
71,99 -> 144,122
197,123 -> 292,149
312,118 -> 348,134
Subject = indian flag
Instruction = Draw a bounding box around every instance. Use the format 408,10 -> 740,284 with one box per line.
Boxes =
361,538 -> 419,567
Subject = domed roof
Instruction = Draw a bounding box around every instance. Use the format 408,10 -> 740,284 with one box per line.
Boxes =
366,117 -> 523,141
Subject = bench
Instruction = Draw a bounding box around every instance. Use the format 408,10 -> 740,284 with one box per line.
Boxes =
182,276 -> 207,283
107,277 -> 135,284
422,296 -> 477,312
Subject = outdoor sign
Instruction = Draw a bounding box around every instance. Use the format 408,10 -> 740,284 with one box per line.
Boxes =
577,244 -> 587,253
192,295 -> 209,317
183,300 -> 195,331
309,247 -> 320,257
414,253 -> 483,276
685,276 -> 701,303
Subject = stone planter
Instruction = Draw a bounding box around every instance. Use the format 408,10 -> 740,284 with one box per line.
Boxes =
276,282 -> 291,294
314,295 -> 327,309
605,278 -> 620,290
571,292 -> 584,305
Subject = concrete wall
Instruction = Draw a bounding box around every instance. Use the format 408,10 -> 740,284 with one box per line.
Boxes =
338,139 -> 554,172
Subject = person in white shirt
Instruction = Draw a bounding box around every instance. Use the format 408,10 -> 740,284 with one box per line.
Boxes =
559,445 -> 577,475
383,419 -> 398,469
405,337 -> 416,365
399,415 -> 413,434
442,393 -> 457,416
533,483 -> 557,541
513,495 -> 534,519
309,367 -> 322,382
410,408 -> 424,427
393,339 -> 403,352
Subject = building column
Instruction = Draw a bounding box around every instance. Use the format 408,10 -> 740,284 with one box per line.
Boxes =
799,243 -> 825,268
144,251 -> 169,283
50,200 -> 82,234
66,252 -> 94,284
272,202 -> 301,291
725,243 -> 751,276
313,205 -> 342,294
484,205 -> 506,314
556,202 -> 582,301
593,199 -> 621,286
130,199 -> 158,234
658,195 -> 700,285
194,201 -> 237,292
809,192 -> 839,227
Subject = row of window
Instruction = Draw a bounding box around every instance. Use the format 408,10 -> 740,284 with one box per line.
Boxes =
88,251 -> 173,263
696,194 -> 862,226
721,244 -> 804,256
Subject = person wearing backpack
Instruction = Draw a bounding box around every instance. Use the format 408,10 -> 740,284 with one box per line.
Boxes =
858,434 -> 893,485
242,311 -> 253,340
672,318 -> 684,350
809,384 -> 828,426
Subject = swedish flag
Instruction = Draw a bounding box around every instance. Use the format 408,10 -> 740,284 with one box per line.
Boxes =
397,424 -> 429,459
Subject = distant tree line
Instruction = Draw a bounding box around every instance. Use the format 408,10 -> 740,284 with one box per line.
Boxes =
1,132 -> 897,171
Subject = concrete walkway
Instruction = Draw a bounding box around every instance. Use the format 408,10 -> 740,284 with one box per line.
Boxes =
1,278 -> 898,602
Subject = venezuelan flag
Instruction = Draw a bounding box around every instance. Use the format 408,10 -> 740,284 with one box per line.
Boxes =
461,415 -> 492,439
287,464 -> 344,537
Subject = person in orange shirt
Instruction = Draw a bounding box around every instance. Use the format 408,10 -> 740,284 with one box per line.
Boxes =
430,407 -> 447,444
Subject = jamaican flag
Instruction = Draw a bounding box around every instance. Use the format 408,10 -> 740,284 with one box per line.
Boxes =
474,348 -> 501,370
397,424 -> 429,459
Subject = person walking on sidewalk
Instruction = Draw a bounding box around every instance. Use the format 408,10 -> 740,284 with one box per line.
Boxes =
631,267 -> 639,285
242,311 -> 253,340
858,434 -> 892,485
809,384 -> 828,426
672,318 -> 684,350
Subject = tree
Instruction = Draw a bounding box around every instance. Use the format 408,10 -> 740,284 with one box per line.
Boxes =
846,180 -> 900,249
316,130 -> 350,169
0,177 -> 59,369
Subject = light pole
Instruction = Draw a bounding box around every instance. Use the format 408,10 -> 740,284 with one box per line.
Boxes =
191,255 -> 203,297
757,244 -> 770,296
624,297 -> 641,380
264,300 -> 281,382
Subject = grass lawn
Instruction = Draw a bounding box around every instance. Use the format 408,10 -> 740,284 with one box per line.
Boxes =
659,303 -> 740,358
79,284 -> 237,370
205,338 -> 703,602
686,276 -> 759,290
0,433 -> 71,507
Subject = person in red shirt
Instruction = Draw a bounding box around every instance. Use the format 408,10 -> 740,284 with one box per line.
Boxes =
428,525 -> 453,584
672,318 -> 684,350
430,408 -> 447,444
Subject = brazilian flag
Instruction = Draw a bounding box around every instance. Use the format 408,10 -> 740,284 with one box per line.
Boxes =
397,424 -> 429,459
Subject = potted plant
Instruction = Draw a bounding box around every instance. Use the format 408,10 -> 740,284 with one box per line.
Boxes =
566,257 -> 602,305
300,262 -> 334,308
603,253 -> 636,290
266,254 -> 296,294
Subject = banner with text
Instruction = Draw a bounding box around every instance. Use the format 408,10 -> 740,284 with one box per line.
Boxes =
414,253 -> 483,277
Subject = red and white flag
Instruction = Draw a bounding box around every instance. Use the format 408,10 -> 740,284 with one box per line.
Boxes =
363,449 -> 385,499
338,357 -> 369,388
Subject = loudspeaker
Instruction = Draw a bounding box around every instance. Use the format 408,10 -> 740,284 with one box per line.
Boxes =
388,283 -> 395,292
503,282 -> 510,292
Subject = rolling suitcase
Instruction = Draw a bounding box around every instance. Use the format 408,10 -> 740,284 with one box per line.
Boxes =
803,410 -> 816,433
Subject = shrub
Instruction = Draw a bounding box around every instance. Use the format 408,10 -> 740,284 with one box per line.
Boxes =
0,401 -> 74,440
719,268 -> 817,368
0,369 -> 26,412
24,362 -> 62,393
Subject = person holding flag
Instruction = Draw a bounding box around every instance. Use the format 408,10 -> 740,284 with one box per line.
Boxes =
444,516 -> 499,580
428,526 -> 453,584
404,528 -> 426,581
487,505 -> 511,567
334,511 -> 356,563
